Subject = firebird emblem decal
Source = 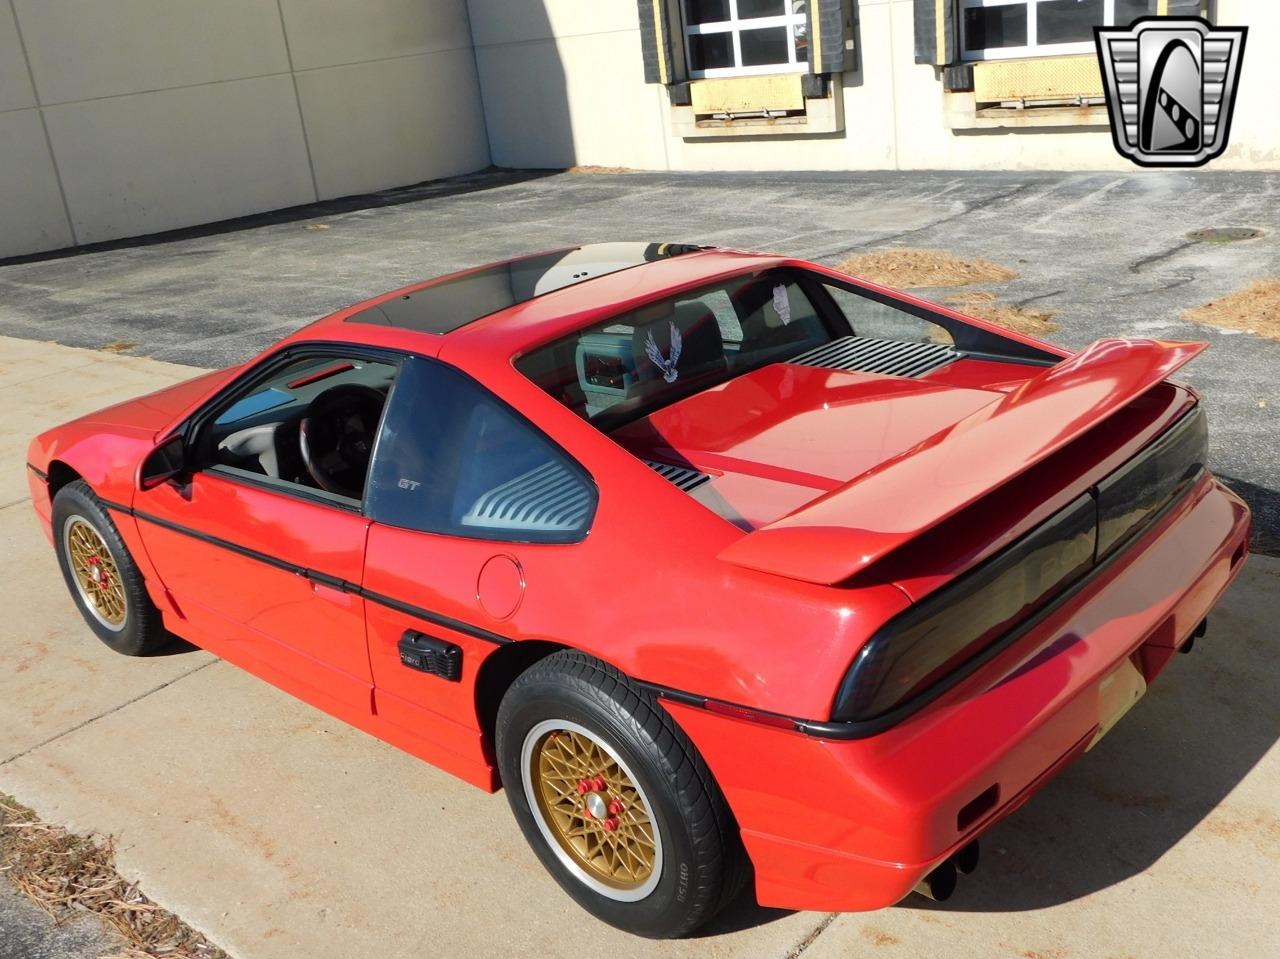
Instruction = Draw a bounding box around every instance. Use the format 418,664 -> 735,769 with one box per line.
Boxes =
644,322 -> 683,383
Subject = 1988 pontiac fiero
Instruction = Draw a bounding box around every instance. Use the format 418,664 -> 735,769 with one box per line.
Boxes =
27,243 -> 1250,937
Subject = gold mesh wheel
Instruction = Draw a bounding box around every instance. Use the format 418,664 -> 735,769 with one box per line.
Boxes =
63,517 -> 127,630
522,720 -> 662,901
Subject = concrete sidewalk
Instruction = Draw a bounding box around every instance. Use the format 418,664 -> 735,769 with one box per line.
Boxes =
1,337 -> 1278,959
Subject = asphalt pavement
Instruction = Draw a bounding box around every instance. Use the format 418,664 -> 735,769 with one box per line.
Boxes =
0,881 -> 115,959
0,168 -> 1276,548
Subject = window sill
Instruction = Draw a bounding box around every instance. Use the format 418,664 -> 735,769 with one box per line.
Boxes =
672,80 -> 843,139
944,92 -> 1111,130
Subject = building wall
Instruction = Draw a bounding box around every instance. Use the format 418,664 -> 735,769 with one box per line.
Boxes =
4,2 -> 1275,259
0,0 -> 490,258
469,0 -> 1280,174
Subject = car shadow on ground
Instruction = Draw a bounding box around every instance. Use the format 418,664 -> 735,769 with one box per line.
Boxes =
696,896 -> 794,937
150,635 -> 202,657
907,556 -> 1280,913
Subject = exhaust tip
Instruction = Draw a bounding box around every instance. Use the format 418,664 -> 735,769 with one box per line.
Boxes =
913,860 -> 957,902
954,840 -> 980,875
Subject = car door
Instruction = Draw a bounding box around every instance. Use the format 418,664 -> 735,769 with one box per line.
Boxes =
358,355 -> 597,782
134,347 -> 400,720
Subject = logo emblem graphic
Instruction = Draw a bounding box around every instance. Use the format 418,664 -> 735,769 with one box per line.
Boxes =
644,322 -> 683,383
1095,17 -> 1246,168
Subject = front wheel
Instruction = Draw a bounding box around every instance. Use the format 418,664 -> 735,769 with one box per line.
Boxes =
495,651 -> 747,938
51,480 -> 168,655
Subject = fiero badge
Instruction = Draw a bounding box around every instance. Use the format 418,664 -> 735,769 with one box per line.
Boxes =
1095,17 -> 1247,168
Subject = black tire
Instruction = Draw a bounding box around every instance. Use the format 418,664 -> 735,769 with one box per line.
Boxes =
496,650 -> 748,938
51,480 -> 168,656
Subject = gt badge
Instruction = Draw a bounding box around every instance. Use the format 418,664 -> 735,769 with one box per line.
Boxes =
644,322 -> 683,383
1095,17 -> 1246,168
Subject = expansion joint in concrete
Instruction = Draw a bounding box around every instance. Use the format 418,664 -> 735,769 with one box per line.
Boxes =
0,659 -> 218,768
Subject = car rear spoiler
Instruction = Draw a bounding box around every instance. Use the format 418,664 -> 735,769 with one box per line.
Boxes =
718,338 -> 1207,585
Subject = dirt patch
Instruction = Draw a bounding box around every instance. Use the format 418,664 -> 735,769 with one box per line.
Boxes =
945,291 -> 1059,337
860,925 -> 901,946
0,794 -> 227,959
837,248 -> 1018,288
1185,279 -> 1280,339
98,341 -> 136,354
1202,808 -> 1280,852
565,165 -> 635,175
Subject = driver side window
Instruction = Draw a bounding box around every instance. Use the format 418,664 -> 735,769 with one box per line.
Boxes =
196,352 -> 398,505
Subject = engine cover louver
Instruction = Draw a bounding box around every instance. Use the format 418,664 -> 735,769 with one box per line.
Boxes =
789,336 -> 960,378
644,459 -> 712,493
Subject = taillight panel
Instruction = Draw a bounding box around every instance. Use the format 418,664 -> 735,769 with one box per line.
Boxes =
831,407 -> 1208,725
832,492 -> 1097,722
1095,407 -> 1207,559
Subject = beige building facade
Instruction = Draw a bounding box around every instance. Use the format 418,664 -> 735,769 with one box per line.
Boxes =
0,0 -> 489,258
2,1 -> 1277,259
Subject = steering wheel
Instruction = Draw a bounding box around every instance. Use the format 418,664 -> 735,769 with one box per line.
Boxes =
299,384 -> 386,498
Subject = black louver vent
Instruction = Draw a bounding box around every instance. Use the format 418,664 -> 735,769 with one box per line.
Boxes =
789,336 -> 960,378
644,460 -> 712,493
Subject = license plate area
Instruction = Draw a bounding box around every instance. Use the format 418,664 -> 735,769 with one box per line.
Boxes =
1087,654 -> 1148,750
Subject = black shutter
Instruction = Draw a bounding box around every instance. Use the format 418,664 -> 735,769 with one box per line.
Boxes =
637,0 -> 679,85
913,0 -> 960,66
806,0 -> 855,75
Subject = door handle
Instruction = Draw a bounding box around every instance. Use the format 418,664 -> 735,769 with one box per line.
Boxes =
306,570 -> 356,605
398,631 -> 463,681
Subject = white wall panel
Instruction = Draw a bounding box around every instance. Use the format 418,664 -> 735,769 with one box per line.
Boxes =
297,48 -> 490,200
0,3 -> 36,113
14,0 -> 290,105
280,0 -> 473,70
0,109 -> 73,257
44,76 -> 316,245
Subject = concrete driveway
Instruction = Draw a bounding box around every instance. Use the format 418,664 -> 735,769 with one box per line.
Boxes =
0,335 -> 1278,958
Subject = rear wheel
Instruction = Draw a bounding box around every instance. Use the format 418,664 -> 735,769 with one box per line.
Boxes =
51,480 -> 168,655
496,650 -> 747,938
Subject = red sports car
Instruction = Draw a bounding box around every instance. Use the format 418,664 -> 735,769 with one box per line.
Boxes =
26,243 -> 1250,937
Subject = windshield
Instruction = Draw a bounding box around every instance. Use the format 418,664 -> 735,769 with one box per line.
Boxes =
515,270 -> 836,428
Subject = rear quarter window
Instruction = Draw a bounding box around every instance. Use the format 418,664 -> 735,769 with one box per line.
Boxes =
823,284 -> 955,346
366,356 -> 596,543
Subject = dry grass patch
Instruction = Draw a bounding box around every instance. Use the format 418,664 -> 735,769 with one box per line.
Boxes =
0,794 -> 227,959
837,248 -> 1018,289
99,341 -> 136,354
1185,279 -> 1280,339
946,291 -> 1059,337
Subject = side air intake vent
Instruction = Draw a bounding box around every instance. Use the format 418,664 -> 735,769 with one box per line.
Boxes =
644,459 -> 712,493
790,336 -> 960,378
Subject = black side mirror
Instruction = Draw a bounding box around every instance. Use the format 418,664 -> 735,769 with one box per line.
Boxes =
139,435 -> 186,490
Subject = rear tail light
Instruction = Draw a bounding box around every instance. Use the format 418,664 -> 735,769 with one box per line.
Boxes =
831,407 -> 1208,725
831,493 -> 1097,722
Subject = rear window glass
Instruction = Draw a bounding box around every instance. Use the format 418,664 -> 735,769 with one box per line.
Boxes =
516,270 -> 831,426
